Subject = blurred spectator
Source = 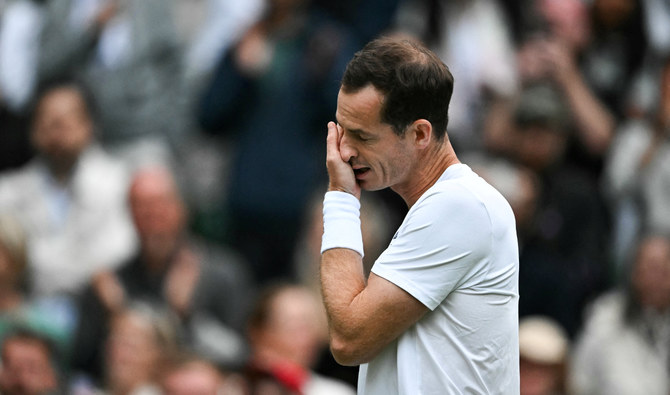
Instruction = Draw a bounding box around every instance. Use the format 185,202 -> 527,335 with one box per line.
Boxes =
603,58 -> 670,278
71,165 -> 253,382
511,82 -> 610,337
0,328 -> 61,395
241,283 -> 355,395
582,0 -> 647,118
172,0 -> 264,92
73,302 -> 178,394
159,353 -> 227,395
198,0 -> 360,284
516,0 -> 618,163
519,316 -> 570,395
0,0 -> 43,170
569,233 -> 670,395
0,214 -> 73,365
0,80 -> 137,300
393,0 -> 519,154
37,0 -> 186,169
169,0 -> 265,238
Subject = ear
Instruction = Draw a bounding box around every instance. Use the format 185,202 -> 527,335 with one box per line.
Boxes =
410,119 -> 432,149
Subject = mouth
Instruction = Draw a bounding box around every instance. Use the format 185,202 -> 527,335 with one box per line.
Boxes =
353,167 -> 370,179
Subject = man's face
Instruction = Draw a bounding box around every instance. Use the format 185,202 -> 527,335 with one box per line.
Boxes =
129,171 -> 184,241
335,86 -> 415,192
255,288 -> 327,368
128,169 -> 185,263
515,125 -> 566,172
31,87 -> 92,171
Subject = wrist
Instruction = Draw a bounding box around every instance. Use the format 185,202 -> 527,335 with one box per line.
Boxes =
321,191 -> 364,257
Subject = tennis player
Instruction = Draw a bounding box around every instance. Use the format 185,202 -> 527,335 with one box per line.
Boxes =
320,36 -> 520,394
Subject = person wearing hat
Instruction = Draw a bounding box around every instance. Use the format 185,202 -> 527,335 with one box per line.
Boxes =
519,316 -> 570,395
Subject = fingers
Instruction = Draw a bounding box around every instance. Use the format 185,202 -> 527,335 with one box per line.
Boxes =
326,121 -> 338,156
325,121 -> 360,198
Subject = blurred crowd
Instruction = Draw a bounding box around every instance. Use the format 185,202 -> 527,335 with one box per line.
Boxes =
0,0 -> 669,393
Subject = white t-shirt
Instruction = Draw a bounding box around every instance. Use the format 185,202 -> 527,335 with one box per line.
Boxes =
359,164 -> 520,395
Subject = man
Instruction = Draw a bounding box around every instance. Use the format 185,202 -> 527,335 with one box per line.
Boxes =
0,80 -> 136,298
320,37 -> 520,394
38,0 -> 185,168
570,233 -> 670,394
71,166 -> 253,383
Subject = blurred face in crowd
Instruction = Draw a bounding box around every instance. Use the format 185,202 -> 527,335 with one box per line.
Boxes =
336,86 -> 417,193
105,311 -> 163,392
632,236 -> 670,312
129,168 -> 186,265
251,287 -> 328,369
515,124 -> 567,172
31,86 -> 93,177
161,361 -> 224,395
0,336 -> 59,395
539,0 -> 590,50
520,357 -> 563,395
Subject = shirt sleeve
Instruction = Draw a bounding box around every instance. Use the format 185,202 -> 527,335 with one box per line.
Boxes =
371,183 -> 493,310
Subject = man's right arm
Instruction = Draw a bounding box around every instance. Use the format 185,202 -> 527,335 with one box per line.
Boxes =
320,248 -> 428,366
320,121 -> 428,366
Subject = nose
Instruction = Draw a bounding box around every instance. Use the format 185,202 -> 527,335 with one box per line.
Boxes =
339,133 -> 357,163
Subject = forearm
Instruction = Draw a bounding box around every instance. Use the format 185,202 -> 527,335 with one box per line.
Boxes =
319,191 -> 387,365
319,190 -> 371,365
319,124 -> 428,366
320,248 -> 370,365
320,254 -> 427,366
558,68 -> 615,155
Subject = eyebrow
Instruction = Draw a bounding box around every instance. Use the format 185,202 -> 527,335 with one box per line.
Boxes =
336,119 -> 371,138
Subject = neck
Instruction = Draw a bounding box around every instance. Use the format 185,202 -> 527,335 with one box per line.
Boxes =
393,139 -> 460,208
47,157 -> 78,185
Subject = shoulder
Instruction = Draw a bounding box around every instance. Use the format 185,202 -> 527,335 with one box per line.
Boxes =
0,161 -> 42,201
75,146 -> 131,199
412,171 -> 512,228
580,291 -> 627,337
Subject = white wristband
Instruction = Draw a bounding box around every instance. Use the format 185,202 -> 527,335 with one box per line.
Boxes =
321,191 -> 364,257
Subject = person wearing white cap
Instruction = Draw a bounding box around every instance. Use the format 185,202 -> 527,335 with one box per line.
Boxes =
519,316 -> 569,395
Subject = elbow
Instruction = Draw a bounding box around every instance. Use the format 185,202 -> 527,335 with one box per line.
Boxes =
329,333 -> 370,367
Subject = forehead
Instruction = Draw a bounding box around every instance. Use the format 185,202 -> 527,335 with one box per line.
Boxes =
38,87 -> 85,114
336,85 -> 385,130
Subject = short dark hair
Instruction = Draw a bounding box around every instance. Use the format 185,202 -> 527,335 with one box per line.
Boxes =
341,36 -> 454,140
